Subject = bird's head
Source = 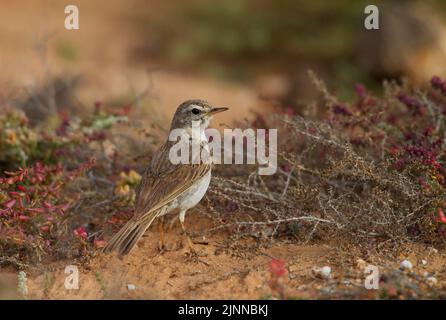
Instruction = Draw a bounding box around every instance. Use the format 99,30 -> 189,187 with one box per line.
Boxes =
170,99 -> 228,130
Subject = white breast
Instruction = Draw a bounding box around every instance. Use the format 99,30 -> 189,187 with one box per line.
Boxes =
177,170 -> 211,211
163,127 -> 212,214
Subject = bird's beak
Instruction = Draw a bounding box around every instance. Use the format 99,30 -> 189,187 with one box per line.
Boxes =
208,107 -> 229,115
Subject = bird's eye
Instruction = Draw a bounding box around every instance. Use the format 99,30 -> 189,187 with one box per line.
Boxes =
191,108 -> 200,115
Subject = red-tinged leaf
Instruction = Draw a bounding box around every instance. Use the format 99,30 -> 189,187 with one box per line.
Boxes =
17,185 -> 26,192
41,225 -> 50,232
94,239 -> 106,248
3,199 -> 16,209
437,208 -> 446,224
6,177 -> 16,184
18,215 -> 29,221
8,191 -> 23,198
55,203 -> 70,211
73,226 -> 88,240
43,201 -> 53,209
269,259 -> 286,278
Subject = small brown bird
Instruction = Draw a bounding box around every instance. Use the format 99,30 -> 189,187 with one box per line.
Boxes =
103,100 -> 228,256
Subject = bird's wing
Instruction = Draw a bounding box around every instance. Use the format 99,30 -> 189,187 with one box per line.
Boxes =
133,142 -> 211,220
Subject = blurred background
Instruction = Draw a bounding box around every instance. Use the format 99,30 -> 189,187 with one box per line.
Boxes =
2,1 -> 446,298
1,0 -> 446,124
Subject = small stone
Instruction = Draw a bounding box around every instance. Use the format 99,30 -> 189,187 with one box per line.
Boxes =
422,271 -> 429,278
127,284 -> 136,291
399,260 -> 413,271
312,266 -> 332,279
428,247 -> 438,255
421,260 -> 427,266
426,277 -> 438,286
356,259 -> 367,270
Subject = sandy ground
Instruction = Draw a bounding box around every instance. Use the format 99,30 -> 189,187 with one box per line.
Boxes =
27,215 -> 334,299
0,214 -> 444,299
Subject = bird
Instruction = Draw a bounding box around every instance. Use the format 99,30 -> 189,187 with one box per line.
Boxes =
103,99 -> 228,256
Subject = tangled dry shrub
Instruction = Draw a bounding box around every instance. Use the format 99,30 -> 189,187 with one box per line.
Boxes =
4,72 -> 446,267
205,74 -> 446,249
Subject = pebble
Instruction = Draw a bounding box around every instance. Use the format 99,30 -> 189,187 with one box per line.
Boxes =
421,259 -> 427,266
312,266 -> 332,279
127,284 -> 136,291
426,277 -> 438,286
399,260 -> 413,271
428,247 -> 438,255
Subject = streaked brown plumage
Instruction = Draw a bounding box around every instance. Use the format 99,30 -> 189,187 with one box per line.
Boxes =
103,100 -> 228,256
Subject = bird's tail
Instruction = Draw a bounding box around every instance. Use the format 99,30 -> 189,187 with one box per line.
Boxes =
103,210 -> 160,256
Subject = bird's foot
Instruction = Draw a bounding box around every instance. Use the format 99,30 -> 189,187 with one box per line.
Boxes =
157,241 -> 167,254
183,238 -> 208,262
180,221 -> 207,261
184,248 -> 208,264
157,241 -> 179,254
184,247 -> 198,260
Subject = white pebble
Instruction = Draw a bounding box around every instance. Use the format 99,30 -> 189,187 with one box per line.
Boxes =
426,277 -> 438,286
399,260 -> 413,271
421,260 -> 427,266
127,284 -> 136,291
428,247 -> 438,255
312,266 -> 332,279
422,271 -> 429,278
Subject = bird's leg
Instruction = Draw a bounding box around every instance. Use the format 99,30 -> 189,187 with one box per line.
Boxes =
158,216 -> 166,252
179,210 -> 196,254
166,214 -> 179,231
